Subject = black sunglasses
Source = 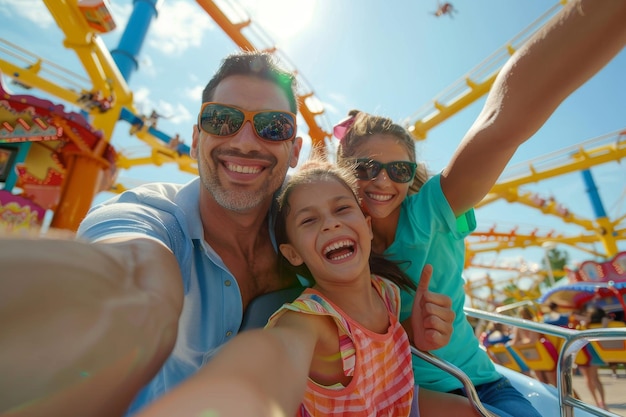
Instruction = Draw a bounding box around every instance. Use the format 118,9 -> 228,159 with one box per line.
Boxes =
353,159 -> 417,183
198,102 -> 297,142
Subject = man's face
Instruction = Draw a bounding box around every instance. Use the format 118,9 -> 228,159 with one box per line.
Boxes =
191,75 -> 302,213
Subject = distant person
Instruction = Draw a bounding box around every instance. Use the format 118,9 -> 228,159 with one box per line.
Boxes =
432,2 -> 457,18
481,322 -> 512,347
577,305 -> 609,410
510,307 -> 557,386
543,302 -> 569,326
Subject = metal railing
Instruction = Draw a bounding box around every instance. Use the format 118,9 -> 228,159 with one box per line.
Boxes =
411,347 -> 498,417
465,307 -> 626,417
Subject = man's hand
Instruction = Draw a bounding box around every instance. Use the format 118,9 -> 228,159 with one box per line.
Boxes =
410,264 -> 455,351
0,236 -> 183,417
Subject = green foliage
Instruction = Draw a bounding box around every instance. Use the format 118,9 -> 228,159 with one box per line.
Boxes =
542,247 -> 569,282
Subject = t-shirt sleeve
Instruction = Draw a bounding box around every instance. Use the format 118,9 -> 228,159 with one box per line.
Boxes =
407,173 -> 476,238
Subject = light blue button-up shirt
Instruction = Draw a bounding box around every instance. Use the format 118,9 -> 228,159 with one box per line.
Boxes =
78,177 -> 272,415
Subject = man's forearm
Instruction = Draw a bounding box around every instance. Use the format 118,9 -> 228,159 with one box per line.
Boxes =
0,237 -> 183,416
136,327 -> 314,417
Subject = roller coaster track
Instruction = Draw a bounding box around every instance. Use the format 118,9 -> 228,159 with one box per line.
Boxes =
0,0 -> 333,170
0,0 -> 570,175
194,0 -> 333,148
0,21 -> 196,175
468,129 -> 626,258
1,0 -> 623,257
402,1 -> 567,140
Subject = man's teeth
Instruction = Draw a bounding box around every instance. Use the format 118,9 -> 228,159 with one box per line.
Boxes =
226,162 -> 261,174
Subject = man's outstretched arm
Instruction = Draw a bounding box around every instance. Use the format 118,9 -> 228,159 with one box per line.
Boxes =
0,236 -> 183,417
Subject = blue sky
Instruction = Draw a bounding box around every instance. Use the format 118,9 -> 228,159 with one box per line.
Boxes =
1,0 -> 625,296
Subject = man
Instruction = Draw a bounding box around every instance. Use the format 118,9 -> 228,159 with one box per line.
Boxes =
1,51 -> 303,417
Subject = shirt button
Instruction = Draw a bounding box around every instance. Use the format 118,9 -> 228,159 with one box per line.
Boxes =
226,331 -> 232,337
224,280 -> 231,287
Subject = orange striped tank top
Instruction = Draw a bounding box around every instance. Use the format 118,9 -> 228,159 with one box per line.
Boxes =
267,275 -> 414,417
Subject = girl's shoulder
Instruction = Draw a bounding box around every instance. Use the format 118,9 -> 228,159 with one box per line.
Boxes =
371,275 -> 402,317
268,290 -> 352,332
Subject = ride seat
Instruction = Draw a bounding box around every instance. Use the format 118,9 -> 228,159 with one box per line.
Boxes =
510,338 -> 558,372
485,343 -> 528,373
239,286 -> 306,331
586,322 -> 626,363
543,333 -> 592,366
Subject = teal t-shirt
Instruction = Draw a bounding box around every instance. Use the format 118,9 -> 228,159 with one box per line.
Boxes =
384,174 -> 500,392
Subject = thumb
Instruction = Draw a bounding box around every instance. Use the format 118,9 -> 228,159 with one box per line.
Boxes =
416,264 -> 433,296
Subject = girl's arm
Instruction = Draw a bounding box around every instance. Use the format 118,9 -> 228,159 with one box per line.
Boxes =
441,0 -> 626,216
135,311 -> 324,417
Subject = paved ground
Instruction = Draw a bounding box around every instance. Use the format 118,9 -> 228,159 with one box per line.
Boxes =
571,366 -> 626,416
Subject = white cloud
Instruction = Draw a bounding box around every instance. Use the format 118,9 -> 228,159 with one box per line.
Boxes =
324,92 -> 351,118
137,54 -> 157,78
108,1 -> 133,29
184,85 -> 204,103
147,0 -> 215,55
130,86 -> 191,125
155,100 -> 192,125
0,0 -> 54,27
131,86 -> 152,114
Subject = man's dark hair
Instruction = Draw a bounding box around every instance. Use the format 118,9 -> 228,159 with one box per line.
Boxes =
202,51 -> 298,113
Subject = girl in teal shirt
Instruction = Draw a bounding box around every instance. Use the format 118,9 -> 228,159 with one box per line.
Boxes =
334,2 -> 626,415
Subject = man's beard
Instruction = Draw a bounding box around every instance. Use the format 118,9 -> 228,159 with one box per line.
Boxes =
199,155 -> 287,213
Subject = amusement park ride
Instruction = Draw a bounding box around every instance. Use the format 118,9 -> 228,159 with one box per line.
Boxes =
1,2 -> 626,416
0,1 -> 624,284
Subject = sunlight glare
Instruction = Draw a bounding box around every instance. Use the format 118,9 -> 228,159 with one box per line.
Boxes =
251,0 -> 316,40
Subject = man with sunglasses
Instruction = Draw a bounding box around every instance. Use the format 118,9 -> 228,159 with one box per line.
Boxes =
1,51 -> 303,417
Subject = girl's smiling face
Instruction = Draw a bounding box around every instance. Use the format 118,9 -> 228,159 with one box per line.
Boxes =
351,134 -> 413,220
279,178 -> 373,287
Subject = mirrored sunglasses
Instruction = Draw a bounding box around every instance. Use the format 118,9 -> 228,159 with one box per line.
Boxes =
198,102 -> 296,142
353,159 -> 417,183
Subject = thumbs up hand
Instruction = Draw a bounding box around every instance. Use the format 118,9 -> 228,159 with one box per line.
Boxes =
409,264 -> 455,351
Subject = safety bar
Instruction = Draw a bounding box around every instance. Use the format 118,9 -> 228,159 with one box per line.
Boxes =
411,347 -> 499,417
465,307 -> 626,417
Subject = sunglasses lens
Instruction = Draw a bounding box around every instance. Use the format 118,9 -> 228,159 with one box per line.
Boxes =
199,104 -> 245,136
253,112 -> 296,141
354,160 -> 380,180
354,160 -> 416,183
387,161 -> 416,183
